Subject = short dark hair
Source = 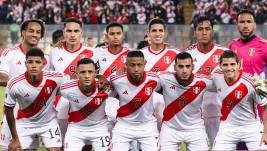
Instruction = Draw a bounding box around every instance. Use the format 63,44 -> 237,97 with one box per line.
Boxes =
127,50 -> 144,59
237,9 -> 255,22
175,52 -> 193,64
77,58 -> 96,69
52,30 -> 63,45
148,18 -> 166,31
193,15 -> 213,30
64,18 -> 83,28
106,22 -> 123,33
26,47 -> 44,60
21,19 -> 45,38
219,50 -> 239,64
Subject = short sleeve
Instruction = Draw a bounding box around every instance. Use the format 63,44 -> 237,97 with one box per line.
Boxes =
0,55 -> 10,76
4,84 -> 16,107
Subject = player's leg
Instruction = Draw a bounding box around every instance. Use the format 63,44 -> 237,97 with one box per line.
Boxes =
242,124 -> 267,150
40,120 -> 62,150
186,128 -> 209,151
137,124 -> 159,151
111,127 -> 132,151
63,126 -> 86,151
159,124 -> 182,151
16,126 -> 40,150
0,121 -> 11,151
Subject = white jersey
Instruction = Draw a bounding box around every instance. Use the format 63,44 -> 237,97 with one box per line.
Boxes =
212,70 -> 267,125
60,79 -> 109,129
159,72 -> 212,130
94,46 -> 130,78
49,43 -> 95,79
110,72 -> 159,125
186,43 -> 228,117
140,44 -> 179,72
0,43 -> 49,78
4,71 -> 63,127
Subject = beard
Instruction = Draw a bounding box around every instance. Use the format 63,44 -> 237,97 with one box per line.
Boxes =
240,30 -> 254,39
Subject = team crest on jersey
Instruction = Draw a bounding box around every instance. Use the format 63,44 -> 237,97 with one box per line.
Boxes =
121,55 -> 127,63
45,87 -> 53,94
193,87 -> 200,94
164,56 -> 171,64
235,90 -> 243,99
95,98 -> 102,105
248,48 -> 255,56
145,87 -> 152,96
213,55 -> 220,63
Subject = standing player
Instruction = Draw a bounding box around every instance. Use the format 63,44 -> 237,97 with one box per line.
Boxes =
5,48 -> 63,151
48,18 -> 95,143
212,51 -> 267,150
158,52 -> 210,151
110,51 -> 159,151
0,19 -> 45,150
94,22 -> 130,78
60,58 -> 110,151
186,15 -> 228,144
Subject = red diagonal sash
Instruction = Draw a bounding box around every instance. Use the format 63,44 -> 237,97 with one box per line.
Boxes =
163,81 -> 206,121
103,50 -> 128,77
17,80 -> 57,119
196,49 -> 224,75
150,50 -> 177,72
117,80 -> 157,117
68,93 -> 108,122
220,83 -> 248,121
64,49 -> 93,78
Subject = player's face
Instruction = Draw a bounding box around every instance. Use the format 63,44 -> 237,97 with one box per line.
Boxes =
237,13 -> 256,39
220,58 -> 240,81
63,22 -> 83,46
194,20 -> 213,45
148,24 -> 167,45
77,63 -> 96,86
106,26 -> 124,47
87,39 -> 94,47
174,58 -> 194,81
22,22 -> 42,46
26,56 -> 44,76
126,57 -> 146,83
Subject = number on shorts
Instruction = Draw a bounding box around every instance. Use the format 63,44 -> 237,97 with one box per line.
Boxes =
48,127 -> 60,139
100,136 -> 110,147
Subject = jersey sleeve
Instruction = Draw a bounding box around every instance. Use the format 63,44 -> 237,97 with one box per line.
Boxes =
253,91 -> 267,106
47,51 -> 55,71
105,97 -> 120,122
0,55 -> 9,75
4,83 -> 16,107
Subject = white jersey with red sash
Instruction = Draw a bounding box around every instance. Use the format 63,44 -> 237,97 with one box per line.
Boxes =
140,44 -> 179,72
110,71 -> 159,125
186,43 -> 228,117
60,80 -> 109,129
159,72 -> 213,130
49,43 -> 95,79
212,70 -> 267,125
94,46 -> 130,78
4,71 -> 63,127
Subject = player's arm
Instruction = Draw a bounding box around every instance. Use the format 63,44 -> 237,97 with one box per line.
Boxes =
261,105 -> 267,145
0,73 -> 8,86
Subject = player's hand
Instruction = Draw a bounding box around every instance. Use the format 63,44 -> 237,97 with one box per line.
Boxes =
254,73 -> 267,97
261,133 -> 267,146
8,138 -> 22,151
97,75 -> 110,93
53,39 -> 65,48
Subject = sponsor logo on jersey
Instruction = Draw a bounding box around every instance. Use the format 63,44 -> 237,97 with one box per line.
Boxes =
73,99 -> 79,103
145,87 -> 152,96
248,48 -> 255,56
58,57 -> 63,61
102,58 -> 107,62
235,90 -> 243,99
24,93 -> 30,98
123,90 -> 128,95
16,61 -> 21,65
170,85 -> 176,90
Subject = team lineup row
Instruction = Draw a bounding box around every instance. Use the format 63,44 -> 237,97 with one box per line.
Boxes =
1,8 -> 267,151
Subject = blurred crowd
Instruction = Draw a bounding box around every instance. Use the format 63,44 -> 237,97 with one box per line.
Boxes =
0,0 -> 185,24
192,0 -> 267,24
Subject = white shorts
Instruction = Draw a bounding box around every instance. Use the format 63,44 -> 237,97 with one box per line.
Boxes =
17,119 -> 62,149
159,123 -> 209,151
0,121 -> 12,150
213,122 -> 267,150
64,125 -> 110,151
111,121 -> 159,151
54,96 -> 69,119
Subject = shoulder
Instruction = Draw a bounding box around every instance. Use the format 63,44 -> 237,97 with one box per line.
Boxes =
241,72 -> 255,88
1,45 -> 20,57
214,43 -> 229,51
43,71 -> 64,78
184,43 -> 197,51
60,80 -> 78,91
147,71 -> 159,78
166,45 -> 180,52
258,37 -> 267,45
110,73 -> 127,82
7,73 -> 25,90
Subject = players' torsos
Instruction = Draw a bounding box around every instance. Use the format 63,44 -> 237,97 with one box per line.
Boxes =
94,46 -> 130,78
110,71 -> 159,125
229,36 -> 267,75
159,72 -> 212,130
5,71 -> 63,127
212,70 -> 267,125
60,80 -> 109,129
141,44 -> 179,72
